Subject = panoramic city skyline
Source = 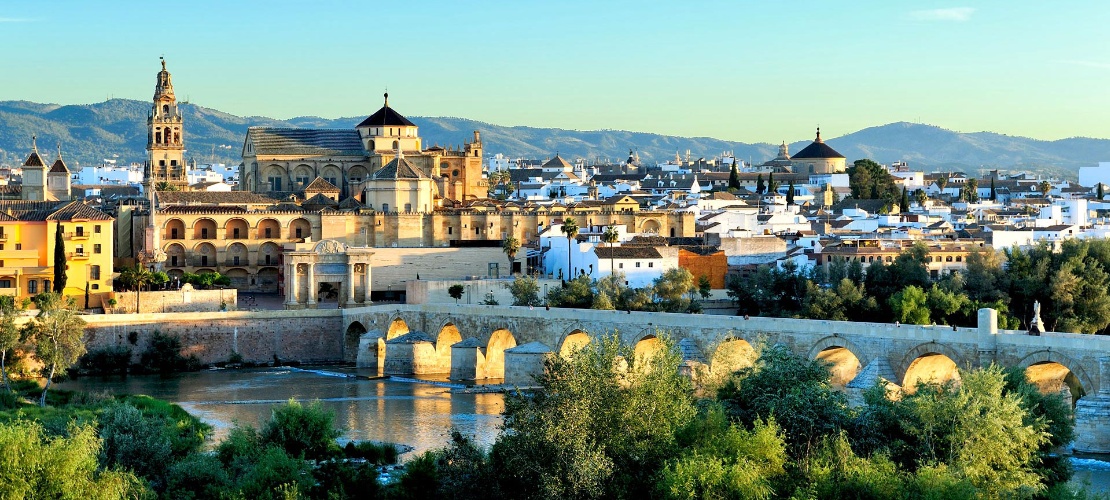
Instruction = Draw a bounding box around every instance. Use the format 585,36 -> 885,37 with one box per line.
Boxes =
2,0 -> 1108,143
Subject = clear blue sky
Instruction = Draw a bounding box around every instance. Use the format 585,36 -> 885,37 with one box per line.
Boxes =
2,0 -> 1108,143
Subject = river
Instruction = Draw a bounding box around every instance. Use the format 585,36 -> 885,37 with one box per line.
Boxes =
57,367 -> 1110,493
56,367 -> 505,457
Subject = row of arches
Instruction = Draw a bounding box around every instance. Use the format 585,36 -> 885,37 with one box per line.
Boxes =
259,164 -> 367,191
163,217 -> 312,241
345,319 -> 1091,404
163,242 -> 283,268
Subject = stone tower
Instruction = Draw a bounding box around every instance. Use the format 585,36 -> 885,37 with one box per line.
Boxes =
21,135 -> 48,201
146,58 -> 187,191
47,145 -> 71,201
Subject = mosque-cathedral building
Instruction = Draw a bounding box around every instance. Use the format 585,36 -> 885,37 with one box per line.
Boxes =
136,61 -> 692,293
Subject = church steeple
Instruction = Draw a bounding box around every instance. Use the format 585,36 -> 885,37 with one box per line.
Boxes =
815,127 -> 823,143
146,58 -> 186,191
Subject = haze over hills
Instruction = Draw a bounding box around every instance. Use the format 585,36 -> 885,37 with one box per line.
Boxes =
0,98 -> 1106,179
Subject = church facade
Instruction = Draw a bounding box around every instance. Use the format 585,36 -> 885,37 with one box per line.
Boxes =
239,93 -> 487,205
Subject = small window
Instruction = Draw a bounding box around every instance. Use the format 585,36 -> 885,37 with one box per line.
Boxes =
946,256 -> 953,262
27,280 -> 37,294
265,255 -> 272,265
76,226 -> 84,236
233,228 -> 241,239
171,228 -> 179,239
956,256 -> 963,262
201,256 -> 209,266
15,244 -> 21,250
265,228 -> 273,238
171,255 -> 179,266
636,262 -> 641,268
0,279 -> 9,288
619,263 -> 624,269
201,228 -> 209,239
92,284 -> 99,290
648,262 -> 653,268
94,225 -> 101,233
233,256 -> 240,265
404,203 -> 412,212
295,228 -> 303,239
448,227 -> 453,235
91,265 -> 101,280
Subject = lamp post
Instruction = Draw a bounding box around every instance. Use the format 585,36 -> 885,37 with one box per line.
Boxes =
543,283 -> 548,306
466,284 -> 471,304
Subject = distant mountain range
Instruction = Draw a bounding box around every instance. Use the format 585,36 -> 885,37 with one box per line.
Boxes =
1,98 -> 1106,179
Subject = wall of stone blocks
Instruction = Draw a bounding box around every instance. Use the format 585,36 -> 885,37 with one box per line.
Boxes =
109,287 -> 237,314
82,309 -> 344,365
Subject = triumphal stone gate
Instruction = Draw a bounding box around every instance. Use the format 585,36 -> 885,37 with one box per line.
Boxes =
284,239 -> 373,309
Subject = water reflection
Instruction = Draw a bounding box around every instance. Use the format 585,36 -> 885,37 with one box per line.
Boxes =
56,368 -> 505,457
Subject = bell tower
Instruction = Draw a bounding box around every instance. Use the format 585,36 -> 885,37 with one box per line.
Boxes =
146,57 -> 187,191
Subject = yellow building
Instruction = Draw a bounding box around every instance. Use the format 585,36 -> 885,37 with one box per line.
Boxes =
791,128 -> 847,174
0,200 -> 115,304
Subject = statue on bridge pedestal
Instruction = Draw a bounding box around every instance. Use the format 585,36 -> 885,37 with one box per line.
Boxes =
1029,300 -> 1044,336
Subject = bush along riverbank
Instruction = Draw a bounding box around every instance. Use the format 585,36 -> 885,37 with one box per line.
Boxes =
0,381 -> 403,499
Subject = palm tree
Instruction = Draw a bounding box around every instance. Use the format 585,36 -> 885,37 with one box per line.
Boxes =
561,217 -> 579,281
120,265 -> 153,313
155,181 -> 178,192
502,236 -> 520,277
1039,180 -> 1052,198
602,225 -> 619,277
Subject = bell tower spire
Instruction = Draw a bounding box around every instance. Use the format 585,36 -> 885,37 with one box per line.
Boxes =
146,57 -> 186,191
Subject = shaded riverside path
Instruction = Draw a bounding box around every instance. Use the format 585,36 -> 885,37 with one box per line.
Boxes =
57,367 -> 505,456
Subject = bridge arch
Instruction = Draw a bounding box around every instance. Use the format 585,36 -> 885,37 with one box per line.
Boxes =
435,322 -> 462,373
632,333 -> 665,371
808,336 -> 866,388
710,335 -> 756,378
386,317 -> 409,340
900,342 -> 965,392
343,321 -> 367,363
1018,350 -> 1092,404
485,328 -> 517,379
559,328 -> 591,358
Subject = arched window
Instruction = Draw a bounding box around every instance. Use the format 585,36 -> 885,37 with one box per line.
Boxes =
162,104 -> 169,113
155,130 -> 162,143
392,140 -> 399,150
369,140 -> 375,150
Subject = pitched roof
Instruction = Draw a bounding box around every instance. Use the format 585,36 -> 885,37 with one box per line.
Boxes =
373,157 -> 428,180
49,157 -> 70,173
303,176 -> 339,193
356,97 -> 416,128
541,154 -> 573,171
157,191 -> 279,205
0,200 -> 113,221
23,151 -> 45,167
594,246 -> 662,259
792,129 -> 845,159
247,127 -> 365,156
337,196 -> 364,210
302,193 -> 339,207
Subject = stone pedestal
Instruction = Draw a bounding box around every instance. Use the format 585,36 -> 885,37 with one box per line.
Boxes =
383,331 -> 436,375
504,342 -> 552,387
1074,356 -> 1110,453
450,338 -> 485,381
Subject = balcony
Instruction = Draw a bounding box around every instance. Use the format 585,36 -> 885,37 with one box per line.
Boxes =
0,233 -> 7,241
66,232 -> 90,240
68,251 -> 90,260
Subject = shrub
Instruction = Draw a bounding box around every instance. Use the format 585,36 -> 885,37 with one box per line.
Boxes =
259,399 -> 341,460
97,402 -> 172,485
236,447 -> 313,499
343,440 -> 399,464
138,331 -> 201,374
163,453 -> 233,500
79,345 -> 132,375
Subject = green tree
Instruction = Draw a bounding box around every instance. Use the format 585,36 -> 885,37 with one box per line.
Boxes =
489,333 -> 696,499
501,236 -> 521,276
890,285 -> 931,325
786,180 -> 795,205
936,174 -> 949,193
766,172 -> 778,194
755,173 -> 765,195
53,223 -> 67,293
155,181 -> 178,192
561,217 -> 580,279
28,292 -> 87,406
119,265 -> 153,313
260,399 -> 341,460
1099,182 -> 1105,200
989,176 -> 997,201
964,248 -> 1007,302
848,159 -> 897,202
728,162 -> 741,190
0,296 -> 19,392
548,274 -> 594,308
1049,255 -> 1110,333
718,344 -> 850,461
602,225 -> 620,276
697,275 -> 712,300
1039,180 -> 1052,197
509,275 -> 542,307
965,177 -> 979,202
658,406 -> 787,500
98,402 -> 173,487
0,420 -> 145,498
913,188 -> 927,207
653,268 -> 695,312
448,284 -> 464,304
899,185 -> 909,212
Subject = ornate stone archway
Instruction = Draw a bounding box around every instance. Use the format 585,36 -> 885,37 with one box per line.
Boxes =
283,239 -> 373,309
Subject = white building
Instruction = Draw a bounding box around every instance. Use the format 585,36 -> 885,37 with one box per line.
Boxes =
74,163 -> 144,186
1079,162 -> 1110,188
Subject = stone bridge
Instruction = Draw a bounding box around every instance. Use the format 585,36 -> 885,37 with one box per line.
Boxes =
341,304 -> 1110,453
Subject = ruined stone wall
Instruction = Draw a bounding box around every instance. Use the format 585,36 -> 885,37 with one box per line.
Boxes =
109,287 -> 237,314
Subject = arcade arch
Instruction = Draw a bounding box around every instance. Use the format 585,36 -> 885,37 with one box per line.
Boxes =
257,218 -> 281,240
386,318 -> 409,340
633,334 -> 664,371
709,336 -> 756,378
902,353 -> 961,392
559,330 -> 590,358
344,321 -> 367,363
225,218 -> 249,240
164,218 -> 185,240
290,218 -> 312,240
193,242 -> 217,267
435,323 -> 462,372
193,218 -> 217,240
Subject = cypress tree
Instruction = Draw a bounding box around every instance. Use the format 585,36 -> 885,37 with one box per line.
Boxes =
728,162 -> 741,190
755,173 -> 765,195
990,177 -> 997,201
786,181 -> 795,205
53,224 -> 67,294
1099,183 -> 1105,200
900,186 -> 909,212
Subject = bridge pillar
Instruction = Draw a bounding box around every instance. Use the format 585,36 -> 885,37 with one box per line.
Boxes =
845,357 -> 899,407
504,342 -> 552,387
355,330 -> 385,371
450,338 -> 486,381
1074,356 -> 1110,453
383,331 -> 438,375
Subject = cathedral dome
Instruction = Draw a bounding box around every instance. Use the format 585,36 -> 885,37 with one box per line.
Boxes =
792,128 -> 845,159
357,93 -> 416,127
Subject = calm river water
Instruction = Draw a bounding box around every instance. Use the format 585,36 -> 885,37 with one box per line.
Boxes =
57,367 -> 1110,493
56,367 -> 505,457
